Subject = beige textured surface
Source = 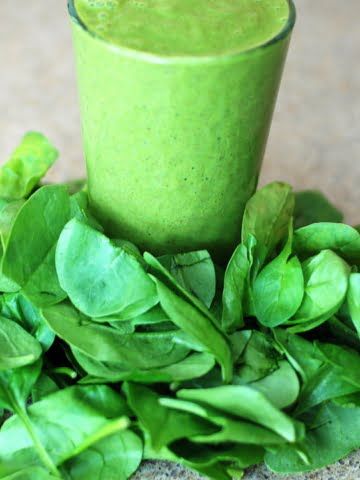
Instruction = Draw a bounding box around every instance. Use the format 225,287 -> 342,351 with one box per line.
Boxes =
1,0 -> 360,479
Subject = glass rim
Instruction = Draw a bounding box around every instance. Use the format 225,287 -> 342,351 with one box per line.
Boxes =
68,0 -> 296,65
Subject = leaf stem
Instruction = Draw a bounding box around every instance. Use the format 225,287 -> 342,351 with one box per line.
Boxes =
14,404 -> 63,478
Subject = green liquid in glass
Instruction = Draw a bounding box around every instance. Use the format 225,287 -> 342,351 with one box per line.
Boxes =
74,0 -> 289,56
70,0 -> 295,259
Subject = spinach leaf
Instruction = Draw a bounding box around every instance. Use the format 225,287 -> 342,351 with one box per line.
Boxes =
243,361 -> 300,410
273,329 -> 322,382
154,278 -> 233,382
0,317 -> 42,370
0,293 -> 54,351
2,185 -> 70,306
294,223 -> 360,264
253,227 -> 304,327
69,190 -> 103,231
160,397 -> 286,446
1,466 -> 59,479
347,273 -> 360,335
75,349 -> 215,384
0,385 -> 130,468
31,374 -> 59,403
170,441 -> 263,480
0,361 -> 42,412
295,364 -> 359,415
0,132 -> 58,201
241,182 -> 295,274
221,244 -> 250,332
62,431 -> 142,480
274,330 -> 359,415
0,200 -> 24,250
43,303 -> 189,369
0,360 -> 60,477
326,316 -> 360,352
265,402 -> 360,473
144,252 -> 217,323
56,219 -> 158,318
123,383 -> 217,450
177,385 -> 303,442
92,304 -> 168,326
315,342 -> 360,388
234,330 -> 279,376
158,251 -> 216,308
294,190 -> 343,228
287,250 -> 350,328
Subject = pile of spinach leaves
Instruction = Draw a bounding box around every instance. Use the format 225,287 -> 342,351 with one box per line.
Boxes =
0,132 -> 360,480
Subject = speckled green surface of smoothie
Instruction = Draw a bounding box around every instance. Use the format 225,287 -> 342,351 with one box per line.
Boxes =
74,0 -> 290,57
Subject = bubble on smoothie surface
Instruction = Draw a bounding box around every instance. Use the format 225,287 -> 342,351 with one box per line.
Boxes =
74,0 -> 290,56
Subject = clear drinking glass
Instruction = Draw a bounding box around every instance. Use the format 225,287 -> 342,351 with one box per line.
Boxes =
68,0 -> 296,259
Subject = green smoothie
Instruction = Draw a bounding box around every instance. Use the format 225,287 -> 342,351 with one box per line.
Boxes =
69,0 -> 295,258
74,0 -> 290,56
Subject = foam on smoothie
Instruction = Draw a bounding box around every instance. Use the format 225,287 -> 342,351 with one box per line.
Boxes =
74,0 -> 290,57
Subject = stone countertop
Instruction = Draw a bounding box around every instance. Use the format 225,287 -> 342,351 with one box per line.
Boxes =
0,0 -> 359,479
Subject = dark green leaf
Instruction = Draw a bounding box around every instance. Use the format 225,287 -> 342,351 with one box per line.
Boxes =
273,329 -> 322,382
31,374 -> 59,403
123,383 -> 216,450
154,278 -> 233,382
294,190 -> 343,229
347,273 -> 360,335
0,361 -> 42,412
43,303 -> 189,369
158,251 -> 216,308
265,403 -> 360,473
144,252 -> 217,323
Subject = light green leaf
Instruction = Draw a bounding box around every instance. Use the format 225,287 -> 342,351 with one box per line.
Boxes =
2,185 -> 70,306
294,223 -> 360,264
56,219 -> 158,318
62,431 -> 142,480
0,385 -> 130,466
242,182 -> 295,275
76,350 -> 215,384
0,317 -> 42,371
288,250 -> 350,327
177,385 -> 303,442
0,132 -> 58,201
253,227 -> 304,327
221,244 -> 250,332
